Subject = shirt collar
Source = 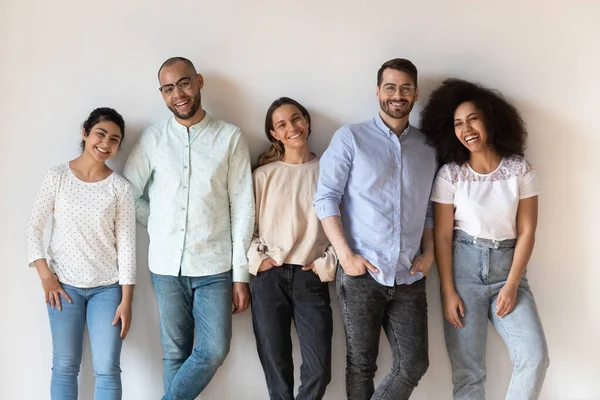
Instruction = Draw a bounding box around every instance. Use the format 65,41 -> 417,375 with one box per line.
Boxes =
374,114 -> 411,138
171,112 -> 212,134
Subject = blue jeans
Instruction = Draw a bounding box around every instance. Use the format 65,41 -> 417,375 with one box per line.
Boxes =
251,264 -> 333,400
446,231 -> 549,400
47,283 -> 123,400
151,271 -> 232,400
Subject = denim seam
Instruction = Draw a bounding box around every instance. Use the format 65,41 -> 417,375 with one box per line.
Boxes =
167,329 -> 206,398
376,320 -> 402,399
494,314 -> 519,399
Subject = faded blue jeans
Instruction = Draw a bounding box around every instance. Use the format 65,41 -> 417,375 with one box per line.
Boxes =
47,282 -> 123,400
151,271 -> 232,400
445,230 -> 549,400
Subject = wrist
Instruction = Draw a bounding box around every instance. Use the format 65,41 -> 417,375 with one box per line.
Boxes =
504,280 -> 520,290
441,283 -> 456,294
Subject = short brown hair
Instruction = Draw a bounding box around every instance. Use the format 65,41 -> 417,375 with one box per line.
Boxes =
377,58 -> 418,86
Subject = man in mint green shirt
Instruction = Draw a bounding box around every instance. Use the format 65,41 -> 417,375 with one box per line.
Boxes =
124,57 -> 254,399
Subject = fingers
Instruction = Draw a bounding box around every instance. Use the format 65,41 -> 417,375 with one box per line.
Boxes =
458,299 -> 465,318
232,290 -> 240,314
233,291 -> 249,314
54,292 -> 62,311
59,289 -> 72,304
496,296 -> 512,317
48,291 -> 55,309
301,263 -> 314,271
410,257 -> 421,275
44,290 -> 50,305
496,297 -> 514,318
364,259 -> 379,273
112,310 -> 120,326
445,308 -> 461,329
121,315 -> 131,339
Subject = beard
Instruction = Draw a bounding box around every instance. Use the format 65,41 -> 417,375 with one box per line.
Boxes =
169,91 -> 202,120
379,98 -> 414,119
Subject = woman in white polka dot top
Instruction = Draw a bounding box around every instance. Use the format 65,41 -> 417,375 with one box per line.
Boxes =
26,108 -> 136,399
421,80 -> 549,400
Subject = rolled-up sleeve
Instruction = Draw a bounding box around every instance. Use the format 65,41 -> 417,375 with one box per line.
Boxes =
314,127 -> 354,220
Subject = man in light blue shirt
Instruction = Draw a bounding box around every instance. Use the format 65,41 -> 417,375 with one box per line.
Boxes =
123,57 -> 254,399
314,58 -> 436,399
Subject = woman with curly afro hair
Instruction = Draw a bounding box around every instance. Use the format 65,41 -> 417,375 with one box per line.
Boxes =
420,79 -> 549,399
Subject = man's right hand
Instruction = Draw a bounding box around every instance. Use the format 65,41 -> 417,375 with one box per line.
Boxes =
258,258 -> 282,272
339,252 -> 379,276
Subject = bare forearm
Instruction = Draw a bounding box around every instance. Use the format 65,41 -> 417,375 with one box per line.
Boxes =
421,227 -> 434,257
506,232 -> 535,287
435,233 -> 455,292
121,284 -> 134,305
321,216 -> 353,259
33,259 -> 53,280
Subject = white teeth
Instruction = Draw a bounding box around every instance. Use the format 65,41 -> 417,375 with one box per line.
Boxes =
287,133 -> 301,140
95,147 -> 109,154
465,135 -> 479,143
176,101 -> 189,107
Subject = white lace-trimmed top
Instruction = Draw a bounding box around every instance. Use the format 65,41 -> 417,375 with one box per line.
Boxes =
430,156 -> 540,240
26,163 -> 136,288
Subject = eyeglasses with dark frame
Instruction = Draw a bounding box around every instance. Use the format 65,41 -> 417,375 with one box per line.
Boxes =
159,77 -> 193,96
381,83 -> 416,96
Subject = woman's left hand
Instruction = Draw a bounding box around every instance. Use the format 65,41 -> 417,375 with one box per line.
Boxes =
302,263 -> 318,275
495,283 -> 518,318
112,301 -> 133,339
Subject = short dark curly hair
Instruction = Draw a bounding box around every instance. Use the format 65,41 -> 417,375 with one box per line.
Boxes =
420,78 -> 527,165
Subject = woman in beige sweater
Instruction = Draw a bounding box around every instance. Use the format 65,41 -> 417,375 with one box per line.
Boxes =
248,97 -> 336,400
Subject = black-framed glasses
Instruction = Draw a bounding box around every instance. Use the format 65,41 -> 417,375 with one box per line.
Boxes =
381,83 -> 416,96
159,77 -> 193,96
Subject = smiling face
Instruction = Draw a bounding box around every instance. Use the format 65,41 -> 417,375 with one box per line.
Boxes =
82,120 -> 122,161
376,68 -> 418,120
269,104 -> 310,152
453,101 -> 490,153
158,61 -> 203,121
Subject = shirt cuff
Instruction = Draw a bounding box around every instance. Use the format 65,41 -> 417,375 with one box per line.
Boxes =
248,247 -> 269,276
233,265 -> 251,283
314,200 -> 341,220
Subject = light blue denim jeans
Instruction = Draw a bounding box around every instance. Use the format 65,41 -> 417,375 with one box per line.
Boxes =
151,271 -> 232,400
47,282 -> 123,400
445,230 -> 549,400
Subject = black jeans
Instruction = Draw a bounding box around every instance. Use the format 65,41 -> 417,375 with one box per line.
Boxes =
251,264 -> 333,400
336,267 -> 429,400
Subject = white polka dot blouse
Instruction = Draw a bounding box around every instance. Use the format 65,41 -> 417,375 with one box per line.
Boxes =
26,163 -> 136,288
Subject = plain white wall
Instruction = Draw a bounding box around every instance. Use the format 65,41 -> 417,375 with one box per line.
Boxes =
1,0 -> 599,399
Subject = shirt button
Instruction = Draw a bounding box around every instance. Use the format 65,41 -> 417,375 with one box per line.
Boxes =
184,165 -> 188,169
183,186 -> 187,189
181,207 -> 185,211
181,228 -> 184,232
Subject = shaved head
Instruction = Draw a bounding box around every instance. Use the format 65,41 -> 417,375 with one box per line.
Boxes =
158,57 -> 197,80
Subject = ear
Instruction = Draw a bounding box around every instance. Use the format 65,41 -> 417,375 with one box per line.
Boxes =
414,87 -> 419,102
269,129 -> 280,142
375,84 -> 380,98
196,73 -> 204,90
81,128 -> 88,141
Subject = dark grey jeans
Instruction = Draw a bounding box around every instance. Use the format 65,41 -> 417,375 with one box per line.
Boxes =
251,264 -> 333,400
336,267 -> 429,400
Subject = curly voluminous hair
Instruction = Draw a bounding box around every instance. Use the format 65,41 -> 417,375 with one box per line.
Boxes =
420,78 -> 527,165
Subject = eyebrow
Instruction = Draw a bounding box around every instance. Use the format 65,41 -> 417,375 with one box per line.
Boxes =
454,112 -> 478,121
275,112 -> 301,125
